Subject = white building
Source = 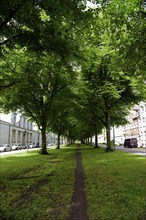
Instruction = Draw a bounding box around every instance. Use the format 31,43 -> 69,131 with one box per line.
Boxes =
139,102 -> 146,147
112,126 -> 124,145
113,102 -> 146,147
98,101 -> 146,147
0,111 -> 62,147
0,111 -> 40,146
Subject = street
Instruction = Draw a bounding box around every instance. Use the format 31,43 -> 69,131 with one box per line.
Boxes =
0,148 -> 40,157
115,146 -> 146,157
99,144 -> 146,157
0,145 -> 58,157
1,145 -> 146,157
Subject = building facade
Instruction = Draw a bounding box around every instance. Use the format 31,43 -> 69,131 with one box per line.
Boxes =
0,111 -> 40,146
123,105 -> 140,145
138,102 -> 146,147
98,101 -> 146,147
114,102 -> 146,147
0,111 -> 62,147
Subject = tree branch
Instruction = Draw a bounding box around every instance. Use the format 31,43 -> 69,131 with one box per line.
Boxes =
0,1 -> 28,30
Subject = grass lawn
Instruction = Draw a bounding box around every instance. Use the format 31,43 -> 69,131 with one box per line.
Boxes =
0,144 -> 146,220
0,146 -> 76,220
81,145 -> 146,220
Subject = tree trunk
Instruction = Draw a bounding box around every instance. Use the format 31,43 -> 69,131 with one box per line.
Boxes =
57,133 -> 61,149
90,136 -> 92,145
40,125 -> 48,154
105,106 -> 112,152
94,131 -> 99,148
105,98 -> 112,152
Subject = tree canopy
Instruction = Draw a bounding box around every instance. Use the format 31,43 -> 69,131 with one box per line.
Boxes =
0,0 -> 146,153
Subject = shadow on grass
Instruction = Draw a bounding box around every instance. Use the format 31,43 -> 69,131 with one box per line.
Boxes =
80,145 -> 107,154
9,175 -> 42,180
9,178 -> 50,209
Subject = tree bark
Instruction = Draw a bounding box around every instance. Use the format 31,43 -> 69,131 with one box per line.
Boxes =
40,125 -> 48,154
105,98 -> 112,152
90,136 -> 92,145
94,131 -> 99,148
57,133 -> 61,149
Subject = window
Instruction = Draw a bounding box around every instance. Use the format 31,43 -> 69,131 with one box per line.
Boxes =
30,133 -> 32,143
12,130 -> 16,143
11,114 -> 16,125
23,117 -> 25,128
18,131 -> 21,143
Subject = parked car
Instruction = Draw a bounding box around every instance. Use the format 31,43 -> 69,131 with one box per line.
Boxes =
22,144 -> 29,149
29,142 -> 39,148
28,143 -> 33,148
11,144 -> 17,150
47,143 -> 53,148
0,144 -> 12,152
12,144 -> 22,150
124,138 -> 138,148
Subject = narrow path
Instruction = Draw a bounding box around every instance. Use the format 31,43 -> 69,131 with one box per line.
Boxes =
67,144 -> 89,220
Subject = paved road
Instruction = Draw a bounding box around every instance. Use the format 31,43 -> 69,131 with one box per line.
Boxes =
99,144 -> 146,157
0,145 -> 58,157
115,146 -> 146,157
0,148 -> 40,157
1,145 -> 146,157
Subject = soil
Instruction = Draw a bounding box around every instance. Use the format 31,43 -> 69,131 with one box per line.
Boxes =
67,144 -> 89,220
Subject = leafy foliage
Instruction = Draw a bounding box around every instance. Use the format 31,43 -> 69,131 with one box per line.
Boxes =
0,0 -> 146,153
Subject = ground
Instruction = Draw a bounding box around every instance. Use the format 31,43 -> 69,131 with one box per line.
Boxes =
67,144 -> 89,220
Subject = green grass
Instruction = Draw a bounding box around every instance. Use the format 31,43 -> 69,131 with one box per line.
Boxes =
0,146 -> 76,220
81,145 -> 146,220
0,145 -> 146,220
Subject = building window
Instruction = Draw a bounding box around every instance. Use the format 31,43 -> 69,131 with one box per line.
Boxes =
12,130 -> 16,143
19,116 -> 22,127
27,122 -> 29,130
18,131 -> 21,143
23,117 -> 25,128
30,133 -> 32,143
11,114 -> 16,125
30,122 -> 32,130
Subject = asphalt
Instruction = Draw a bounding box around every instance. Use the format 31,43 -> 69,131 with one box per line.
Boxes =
1,145 -> 146,157
115,146 -> 146,157
99,144 -> 146,157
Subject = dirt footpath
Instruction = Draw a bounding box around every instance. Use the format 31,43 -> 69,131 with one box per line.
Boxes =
67,144 -> 89,220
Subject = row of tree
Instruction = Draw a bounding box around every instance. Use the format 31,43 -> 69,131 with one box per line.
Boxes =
0,0 -> 146,153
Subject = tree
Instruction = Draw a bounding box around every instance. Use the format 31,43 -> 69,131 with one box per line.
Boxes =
0,0 -> 89,153
81,0 -> 146,151
49,81 -> 78,149
0,48 -> 77,154
1,0 -> 145,152
0,0 -> 85,44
